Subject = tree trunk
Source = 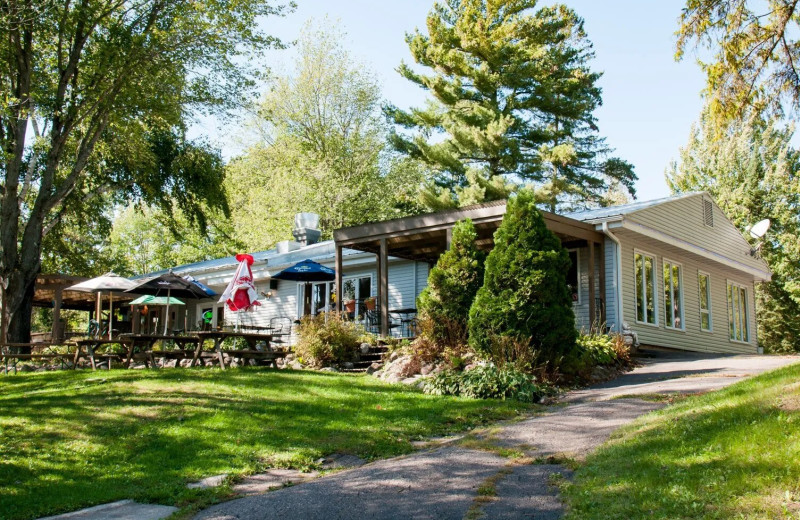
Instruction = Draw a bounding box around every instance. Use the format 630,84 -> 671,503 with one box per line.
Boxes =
4,268 -> 37,351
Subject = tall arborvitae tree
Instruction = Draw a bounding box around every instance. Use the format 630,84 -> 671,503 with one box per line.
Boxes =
468,189 -> 577,370
666,107 -> 800,352
417,218 -> 485,350
386,0 -> 636,211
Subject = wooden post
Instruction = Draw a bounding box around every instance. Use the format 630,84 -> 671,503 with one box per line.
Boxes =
52,286 -> 63,342
379,238 -> 389,337
588,241 -> 596,331
446,227 -> 453,250
335,245 -> 343,313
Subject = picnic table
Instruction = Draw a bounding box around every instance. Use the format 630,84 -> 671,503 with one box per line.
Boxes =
1,343 -> 78,374
119,334 -> 203,369
191,330 -> 285,370
74,338 -> 132,370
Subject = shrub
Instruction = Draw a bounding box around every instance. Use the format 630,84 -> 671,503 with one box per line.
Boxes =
468,189 -> 578,371
295,312 -> 364,368
417,218 -> 484,354
566,331 -> 633,379
422,364 -> 553,402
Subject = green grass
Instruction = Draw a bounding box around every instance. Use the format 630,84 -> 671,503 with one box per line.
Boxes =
564,362 -> 800,520
0,368 -> 533,520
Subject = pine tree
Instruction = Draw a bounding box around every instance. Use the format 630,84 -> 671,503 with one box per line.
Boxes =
468,189 -> 578,369
386,0 -> 636,210
417,218 -> 485,349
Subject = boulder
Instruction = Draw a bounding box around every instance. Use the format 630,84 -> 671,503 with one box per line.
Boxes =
360,343 -> 371,355
379,355 -> 421,383
342,362 -> 354,370
420,363 -> 435,376
366,362 -> 382,375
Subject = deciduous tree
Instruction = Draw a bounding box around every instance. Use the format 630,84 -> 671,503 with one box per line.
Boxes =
0,0 -> 290,342
386,0 -> 636,210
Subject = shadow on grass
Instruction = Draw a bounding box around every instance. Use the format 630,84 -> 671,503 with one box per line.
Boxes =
0,367 -> 532,520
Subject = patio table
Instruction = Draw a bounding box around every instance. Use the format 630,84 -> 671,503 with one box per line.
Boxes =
119,334 -> 202,369
389,308 -> 418,338
191,331 -> 277,370
1,343 -> 79,374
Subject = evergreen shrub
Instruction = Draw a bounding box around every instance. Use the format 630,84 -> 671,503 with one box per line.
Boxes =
468,189 -> 578,372
416,218 -> 484,355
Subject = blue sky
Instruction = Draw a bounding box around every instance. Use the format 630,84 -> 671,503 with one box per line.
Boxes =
197,0 -> 707,202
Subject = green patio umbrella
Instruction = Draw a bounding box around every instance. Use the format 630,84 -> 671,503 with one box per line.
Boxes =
128,295 -> 185,306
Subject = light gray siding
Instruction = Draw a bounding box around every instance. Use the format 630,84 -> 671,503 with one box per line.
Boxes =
627,193 -> 768,274
616,228 -> 758,354
603,239 -> 619,330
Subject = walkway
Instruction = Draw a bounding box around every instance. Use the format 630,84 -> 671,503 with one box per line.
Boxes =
194,351 -> 799,520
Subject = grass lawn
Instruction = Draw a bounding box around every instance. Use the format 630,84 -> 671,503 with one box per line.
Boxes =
0,367 -> 533,520
564,362 -> 800,520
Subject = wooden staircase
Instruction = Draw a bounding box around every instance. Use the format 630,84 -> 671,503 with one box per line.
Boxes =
348,344 -> 389,372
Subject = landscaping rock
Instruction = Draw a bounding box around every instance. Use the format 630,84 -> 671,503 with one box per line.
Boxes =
366,362 -> 382,375
341,362 -> 354,370
18,364 -> 34,372
187,474 -> 229,490
389,351 -> 400,362
379,355 -> 420,383
321,366 -> 339,372
233,469 -> 319,496
420,363 -> 435,376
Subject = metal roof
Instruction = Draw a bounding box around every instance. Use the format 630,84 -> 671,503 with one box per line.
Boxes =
564,192 -> 703,222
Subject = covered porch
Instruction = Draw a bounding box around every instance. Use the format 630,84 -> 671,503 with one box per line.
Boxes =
333,200 -> 607,336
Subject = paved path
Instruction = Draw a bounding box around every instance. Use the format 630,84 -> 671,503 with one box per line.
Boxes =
194,352 -> 799,520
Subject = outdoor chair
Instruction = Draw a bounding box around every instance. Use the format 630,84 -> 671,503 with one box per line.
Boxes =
269,317 -> 293,347
364,308 -> 401,336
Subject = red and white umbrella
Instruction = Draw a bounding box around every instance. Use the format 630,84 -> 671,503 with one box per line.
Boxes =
220,254 -> 261,325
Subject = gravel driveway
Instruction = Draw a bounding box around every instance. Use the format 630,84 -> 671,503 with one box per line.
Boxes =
194,351 -> 799,520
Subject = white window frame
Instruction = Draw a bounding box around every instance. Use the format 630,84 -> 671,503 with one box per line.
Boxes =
662,258 -> 685,331
698,271 -> 713,332
341,274 -> 373,318
567,248 -> 581,305
727,280 -> 750,344
633,250 -> 659,327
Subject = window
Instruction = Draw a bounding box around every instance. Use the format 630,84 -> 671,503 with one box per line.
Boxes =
698,272 -> 712,331
663,260 -> 684,329
567,250 -> 580,303
727,281 -> 749,342
311,282 -> 335,315
342,275 -> 372,319
634,252 -> 657,325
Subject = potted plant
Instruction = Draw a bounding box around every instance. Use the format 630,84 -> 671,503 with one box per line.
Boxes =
344,299 -> 356,313
364,296 -> 376,311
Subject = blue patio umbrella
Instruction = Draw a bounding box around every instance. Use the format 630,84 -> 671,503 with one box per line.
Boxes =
271,259 -> 335,282
272,259 -> 335,317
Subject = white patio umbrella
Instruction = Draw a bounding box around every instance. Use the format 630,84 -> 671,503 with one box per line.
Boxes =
67,272 -> 138,339
219,254 -> 262,331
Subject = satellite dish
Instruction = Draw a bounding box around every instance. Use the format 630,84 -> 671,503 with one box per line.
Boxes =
749,219 -> 771,239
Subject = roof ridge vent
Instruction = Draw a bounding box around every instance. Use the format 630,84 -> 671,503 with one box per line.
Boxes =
703,198 -> 714,227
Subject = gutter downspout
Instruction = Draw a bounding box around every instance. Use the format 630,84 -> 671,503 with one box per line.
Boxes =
601,222 -> 624,333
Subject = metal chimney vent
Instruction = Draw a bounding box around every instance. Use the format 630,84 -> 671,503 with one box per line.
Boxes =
292,212 -> 321,246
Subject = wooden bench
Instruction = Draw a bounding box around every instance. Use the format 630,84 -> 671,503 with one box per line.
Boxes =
1,343 -> 78,374
220,349 -> 287,368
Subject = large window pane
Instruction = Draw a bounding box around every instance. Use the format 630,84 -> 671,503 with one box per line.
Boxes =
635,252 -> 656,324
728,282 -> 749,342
663,261 -> 683,329
699,272 -> 711,331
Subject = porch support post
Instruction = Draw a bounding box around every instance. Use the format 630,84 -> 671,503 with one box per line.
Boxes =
588,240 -> 596,331
379,238 -> 389,336
335,244 -> 343,313
52,286 -> 63,341
445,227 -> 453,250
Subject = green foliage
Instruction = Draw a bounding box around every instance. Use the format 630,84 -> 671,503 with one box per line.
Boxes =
564,362 -> 800,519
468,189 -> 578,370
575,332 -> 619,366
105,204 -> 239,277
295,312 -> 364,368
227,20 -> 426,251
0,0 -> 291,341
666,107 -> 800,351
387,0 -> 636,209
0,369 -> 531,520
676,0 -> 800,122
417,219 -> 485,352
422,365 -> 553,402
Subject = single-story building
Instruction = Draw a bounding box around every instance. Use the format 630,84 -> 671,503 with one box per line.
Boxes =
137,192 -> 770,354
